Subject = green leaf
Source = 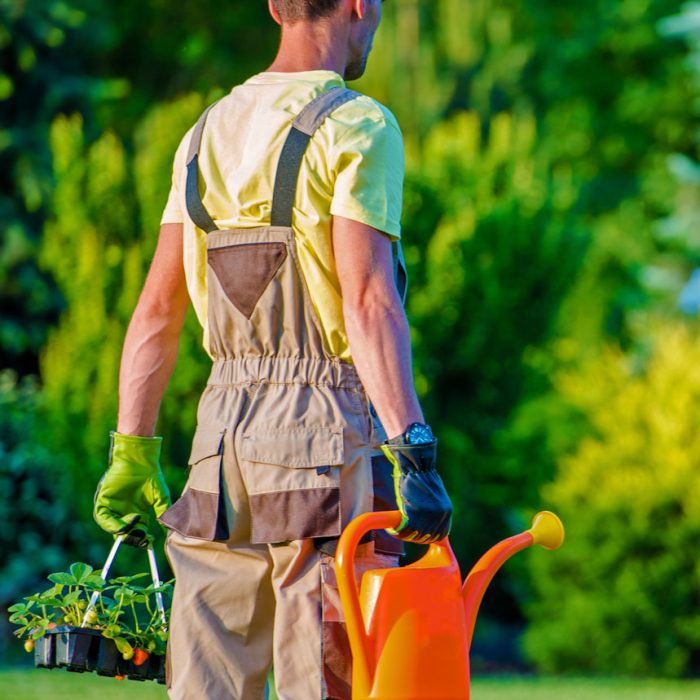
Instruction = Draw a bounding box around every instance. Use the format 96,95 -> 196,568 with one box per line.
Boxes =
113,637 -> 133,655
63,590 -> 81,605
84,574 -> 106,589
7,604 -> 26,613
110,573 -> 149,585
48,572 -> 75,586
31,629 -> 47,640
70,562 -> 93,583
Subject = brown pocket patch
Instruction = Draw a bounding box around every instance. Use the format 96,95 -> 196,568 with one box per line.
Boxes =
239,426 -> 344,544
320,548 -> 400,700
208,242 -> 287,319
249,487 -> 340,544
159,428 -> 228,541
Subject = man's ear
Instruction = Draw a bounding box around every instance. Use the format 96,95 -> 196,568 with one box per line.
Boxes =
268,0 -> 282,26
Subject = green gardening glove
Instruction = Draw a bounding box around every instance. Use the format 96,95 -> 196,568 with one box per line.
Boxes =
93,432 -> 172,548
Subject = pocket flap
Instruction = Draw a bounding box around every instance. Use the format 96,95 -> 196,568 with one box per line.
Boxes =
240,426 -> 343,468
188,428 -> 225,465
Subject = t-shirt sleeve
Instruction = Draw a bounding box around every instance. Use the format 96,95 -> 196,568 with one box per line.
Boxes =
159,130 -> 191,225
329,102 -> 404,240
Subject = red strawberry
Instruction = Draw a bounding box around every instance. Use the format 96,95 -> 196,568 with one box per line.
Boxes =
133,648 -> 150,666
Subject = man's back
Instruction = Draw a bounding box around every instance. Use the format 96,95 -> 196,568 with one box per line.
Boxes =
161,69 -> 404,360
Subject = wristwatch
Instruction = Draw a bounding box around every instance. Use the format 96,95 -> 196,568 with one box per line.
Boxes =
388,422 -> 435,446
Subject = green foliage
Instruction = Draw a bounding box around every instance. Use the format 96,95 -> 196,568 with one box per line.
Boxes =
524,322 -> 700,677
403,108 -> 586,599
0,0 -> 128,372
0,371 -> 89,604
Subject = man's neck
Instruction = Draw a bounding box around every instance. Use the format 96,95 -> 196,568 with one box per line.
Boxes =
267,21 -> 349,77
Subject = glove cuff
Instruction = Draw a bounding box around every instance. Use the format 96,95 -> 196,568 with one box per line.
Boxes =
109,431 -> 163,469
381,440 -> 437,473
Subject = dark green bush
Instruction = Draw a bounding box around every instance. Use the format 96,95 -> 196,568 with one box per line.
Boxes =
0,371 -> 89,604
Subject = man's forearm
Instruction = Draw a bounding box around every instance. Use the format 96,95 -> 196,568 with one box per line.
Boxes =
115,223 -> 189,437
344,291 -> 424,439
117,303 -> 186,436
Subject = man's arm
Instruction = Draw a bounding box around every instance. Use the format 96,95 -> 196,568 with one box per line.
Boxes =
117,222 -> 190,436
334,215 -> 452,543
332,215 -> 422,438
93,222 -> 187,546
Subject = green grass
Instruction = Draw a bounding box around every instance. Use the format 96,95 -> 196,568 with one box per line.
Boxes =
3,667 -> 700,699
472,676 -> 700,699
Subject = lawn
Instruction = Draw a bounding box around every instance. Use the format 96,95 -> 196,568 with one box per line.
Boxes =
3,667 -> 700,699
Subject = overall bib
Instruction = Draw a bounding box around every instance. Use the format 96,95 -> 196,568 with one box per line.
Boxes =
160,87 -> 406,700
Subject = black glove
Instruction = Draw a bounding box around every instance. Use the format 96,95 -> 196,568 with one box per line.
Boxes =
380,425 -> 452,544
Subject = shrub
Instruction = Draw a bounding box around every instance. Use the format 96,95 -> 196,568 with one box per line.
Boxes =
524,321 -> 700,677
0,371 -> 87,606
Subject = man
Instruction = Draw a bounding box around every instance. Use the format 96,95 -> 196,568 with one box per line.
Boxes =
93,1 -> 452,698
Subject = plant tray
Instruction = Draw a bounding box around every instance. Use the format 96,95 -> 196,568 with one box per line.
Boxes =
34,630 -> 165,683
53,626 -> 104,672
34,634 -> 56,669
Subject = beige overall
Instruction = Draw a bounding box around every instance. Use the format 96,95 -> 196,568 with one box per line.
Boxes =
160,88 -> 406,700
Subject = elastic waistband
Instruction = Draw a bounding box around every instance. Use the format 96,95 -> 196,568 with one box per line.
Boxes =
208,356 -> 363,390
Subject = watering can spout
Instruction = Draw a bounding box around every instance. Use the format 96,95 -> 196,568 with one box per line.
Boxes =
461,511 -> 565,647
527,510 -> 565,550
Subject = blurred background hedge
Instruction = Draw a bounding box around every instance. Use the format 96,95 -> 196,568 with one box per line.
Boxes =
2,0 -> 700,676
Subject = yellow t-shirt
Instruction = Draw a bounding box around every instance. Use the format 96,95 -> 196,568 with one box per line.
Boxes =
161,70 -> 404,361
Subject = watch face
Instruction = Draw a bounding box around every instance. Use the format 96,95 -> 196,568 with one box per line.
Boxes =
406,423 -> 434,445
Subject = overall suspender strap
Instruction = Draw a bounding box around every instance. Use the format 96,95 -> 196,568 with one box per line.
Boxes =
393,241 -> 408,304
185,101 -> 220,233
185,87 -> 361,233
184,87 -> 408,300
270,86 -> 361,227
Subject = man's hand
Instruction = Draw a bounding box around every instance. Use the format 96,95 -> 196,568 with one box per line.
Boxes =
94,432 -> 172,548
381,430 -> 452,543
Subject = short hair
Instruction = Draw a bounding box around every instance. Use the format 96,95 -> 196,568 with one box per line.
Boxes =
271,0 -> 343,22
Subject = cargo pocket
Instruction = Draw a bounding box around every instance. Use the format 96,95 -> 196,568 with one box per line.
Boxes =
239,426 -> 344,544
159,427 -> 228,541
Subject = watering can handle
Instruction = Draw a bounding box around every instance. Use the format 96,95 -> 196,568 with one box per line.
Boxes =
335,510 -> 403,696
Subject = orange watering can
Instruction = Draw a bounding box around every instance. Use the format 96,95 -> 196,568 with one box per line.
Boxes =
336,510 -> 564,700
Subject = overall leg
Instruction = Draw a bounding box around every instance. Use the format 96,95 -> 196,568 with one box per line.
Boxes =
269,540 -> 324,700
166,533 -> 275,700
270,539 -> 398,700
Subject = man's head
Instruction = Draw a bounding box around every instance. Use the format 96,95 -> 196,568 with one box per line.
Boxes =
269,0 -> 383,81
271,0 -> 343,23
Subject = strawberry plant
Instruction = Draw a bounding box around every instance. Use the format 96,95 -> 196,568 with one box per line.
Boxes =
6,562 -> 172,683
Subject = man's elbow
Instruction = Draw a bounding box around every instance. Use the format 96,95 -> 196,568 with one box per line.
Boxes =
342,286 -> 403,329
131,290 -> 189,333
